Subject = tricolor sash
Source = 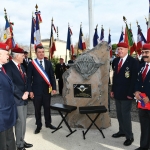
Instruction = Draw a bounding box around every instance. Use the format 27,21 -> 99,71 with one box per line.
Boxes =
32,59 -> 52,93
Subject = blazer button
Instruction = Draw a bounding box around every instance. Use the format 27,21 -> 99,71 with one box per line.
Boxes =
142,86 -> 143,88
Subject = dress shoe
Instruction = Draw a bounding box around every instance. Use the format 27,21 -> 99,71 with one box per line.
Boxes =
24,142 -> 33,148
124,138 -> 134,146
45,124 -> 57,129
34,127 -> 41,134
135,147 -> 148,150
17,147 -> 26,150
112,132 -> 125,138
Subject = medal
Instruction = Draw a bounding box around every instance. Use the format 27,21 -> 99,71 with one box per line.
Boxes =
49,86 -> 52,93
125,71 -> 130,78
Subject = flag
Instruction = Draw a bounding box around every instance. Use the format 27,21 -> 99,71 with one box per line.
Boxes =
78,26 -> 86,50
137,25 -> 147,55
93,26 -> 99,47
108,33 -> 112,57
124,24 -> 136,55
9,22 -> 15,48
66,26 -> 74,56
119,30 -> 124,43
147,0 -> 150,43
35,12 -> 41,46
100,27 -> 104,42
49,23 -> 56,59
31,17 -> 36,45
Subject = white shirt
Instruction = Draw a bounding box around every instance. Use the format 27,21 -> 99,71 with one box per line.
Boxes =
142,62 -> 150,75
0,64 -> 2,68
37,58 -> 45,69
119,54 -> 128,67
12,59 -> 19,69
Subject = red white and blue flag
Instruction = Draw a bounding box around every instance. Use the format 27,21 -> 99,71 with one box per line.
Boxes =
137,25 -> 147,55
147,0 -> 150,43
49,23 -> 56,59
100,27 -> 104,42
66,26 -> 74,56
35,12 -> 41,46
78,27 -> 86,50
93,26 -> 99,47
30,16 -> 36,45
108,33 -> 112,57
119,30 -> 124,43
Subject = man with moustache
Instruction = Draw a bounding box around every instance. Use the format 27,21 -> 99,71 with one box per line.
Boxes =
134,44 -> 150,150
110,42 -> 139,146
0,43 -> 17,150
27,44 -> 56,134
4,47 -> 33,150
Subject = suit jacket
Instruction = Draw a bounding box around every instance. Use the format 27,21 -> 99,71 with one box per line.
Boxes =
3,60 -> 28,106
135,62 -> 150,99
112,55 -> 139,100
27,59 -> 56,95
22,57 -> 32,72
0,69 -> 17,132
55,63 -> 67,80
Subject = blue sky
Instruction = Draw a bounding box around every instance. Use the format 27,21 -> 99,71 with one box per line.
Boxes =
0,0 -> 149,46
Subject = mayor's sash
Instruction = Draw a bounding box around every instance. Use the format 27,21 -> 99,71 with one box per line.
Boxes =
32,59 -> 52,93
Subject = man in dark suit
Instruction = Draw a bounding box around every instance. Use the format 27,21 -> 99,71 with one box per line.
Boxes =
67,54 -> 76,68
110,42 -> 139,146
4,47 -> 33,150
55,58 -> 67,95
27,44 -> 56,134
134,44 -> 150,150
0,43 -> 17,150
22,51 -> 32,72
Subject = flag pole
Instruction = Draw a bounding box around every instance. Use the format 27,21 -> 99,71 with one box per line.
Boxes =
30,12 -> 34,58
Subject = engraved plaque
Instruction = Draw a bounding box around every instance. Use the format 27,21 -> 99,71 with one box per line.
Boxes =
73,84 -> 91,98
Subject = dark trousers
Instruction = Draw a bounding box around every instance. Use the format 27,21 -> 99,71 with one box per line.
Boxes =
58,79 -> 63,95
115,99 -> 133,139
33,94 -> 51,128
139,109 -> 150,149
0,127 -> 16,150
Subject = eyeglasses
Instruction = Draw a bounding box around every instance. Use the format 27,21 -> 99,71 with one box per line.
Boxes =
141,51 -> 150,55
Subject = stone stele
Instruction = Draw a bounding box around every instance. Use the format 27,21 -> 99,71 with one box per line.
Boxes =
62,42 -> 111,129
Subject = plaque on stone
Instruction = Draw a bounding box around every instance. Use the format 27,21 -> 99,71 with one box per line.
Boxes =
73,84 -> 91,98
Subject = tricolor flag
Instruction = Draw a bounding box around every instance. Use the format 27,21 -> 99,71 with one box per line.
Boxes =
100,27 -> 104,42
36,11 -> 42,23
108,32 -> 112,57
35,12 -> 41,46
124,24 -> 136,55
9,22 -> 15,48
93,26 -> 99,47
30,16 -> 36,45
147,0 -> 150,43
78,26 -> 86,50
49,22 -> 56,59
119,30 -> 124,43
66,26 -> 74,57
137,25 -> 147,55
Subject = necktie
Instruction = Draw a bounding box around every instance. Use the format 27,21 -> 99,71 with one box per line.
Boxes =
40,61 -> 44,69
1,66 -> 6,74
117,59 -> 123,73
18,64 -> 25,82
142,64 -> 149,81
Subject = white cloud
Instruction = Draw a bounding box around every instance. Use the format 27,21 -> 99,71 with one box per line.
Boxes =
0,0 -> 149,46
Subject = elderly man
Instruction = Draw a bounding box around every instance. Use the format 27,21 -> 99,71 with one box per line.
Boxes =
4,47 -> 33,150
110,42 -> 139,146
27,44 -> 56,134
134,44 -> 150,150
0,43 -> 17,150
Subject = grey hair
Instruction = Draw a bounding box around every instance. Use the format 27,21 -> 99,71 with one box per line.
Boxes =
11,52 -> 18,58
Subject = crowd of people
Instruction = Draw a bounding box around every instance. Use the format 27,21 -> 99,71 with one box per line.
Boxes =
0,41 -> 150,150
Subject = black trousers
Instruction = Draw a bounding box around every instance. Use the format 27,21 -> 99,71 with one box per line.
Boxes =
33,94 -> 51,128
115,99 -> 133,139
139,109 -> 150,149
58,79 -> 63,95
0,127 -> 16,150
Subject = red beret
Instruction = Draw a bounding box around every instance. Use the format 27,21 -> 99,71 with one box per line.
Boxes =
117,42 -> 128,48
0,43 -> 9,51
142,43 -> 150,50
12,47 -> 24,53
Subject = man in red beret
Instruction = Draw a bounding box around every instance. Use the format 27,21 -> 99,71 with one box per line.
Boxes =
134,43 -> 150,150
0,43 -> 17,150
4,47 -> 33,150
110,42 -> 139,146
